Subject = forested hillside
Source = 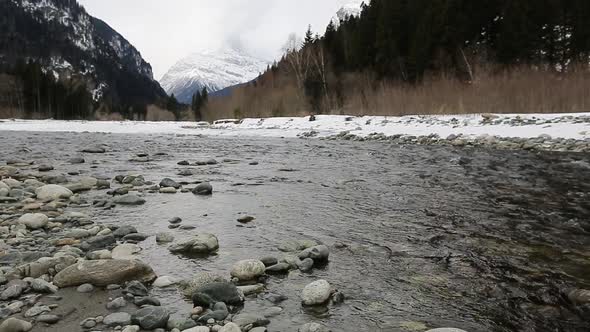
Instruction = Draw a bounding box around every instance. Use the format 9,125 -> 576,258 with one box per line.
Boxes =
204,0 -> 590,120
0,0 -> 168,120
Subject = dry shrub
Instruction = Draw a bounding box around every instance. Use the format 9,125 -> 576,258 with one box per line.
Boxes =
204,65 -> 590,120
145,105 -> 176,121
94,110 -> 124,121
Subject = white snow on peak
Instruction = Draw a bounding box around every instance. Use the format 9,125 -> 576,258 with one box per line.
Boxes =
15,0 -> 96,52
160,45 -> 269,103
332,1 -> 365,26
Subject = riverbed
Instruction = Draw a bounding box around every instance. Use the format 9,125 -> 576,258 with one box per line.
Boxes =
1,130 -> 589,332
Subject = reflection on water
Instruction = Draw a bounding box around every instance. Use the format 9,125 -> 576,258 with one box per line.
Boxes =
1,131 -> 589,332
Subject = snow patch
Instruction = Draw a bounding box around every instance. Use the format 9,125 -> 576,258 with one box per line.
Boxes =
0,113 -> 588,141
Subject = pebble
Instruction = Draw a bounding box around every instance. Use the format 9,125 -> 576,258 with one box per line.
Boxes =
36,314 -> 60,324
230,259 -> 266,281
104,312 -> 132,326
77,283 -> 94,293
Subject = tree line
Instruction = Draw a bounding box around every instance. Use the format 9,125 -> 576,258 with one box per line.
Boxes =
0,60 -> 93,119
281,0 -> 590,112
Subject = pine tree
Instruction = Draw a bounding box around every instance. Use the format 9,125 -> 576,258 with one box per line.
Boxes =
304,25 -> 315,47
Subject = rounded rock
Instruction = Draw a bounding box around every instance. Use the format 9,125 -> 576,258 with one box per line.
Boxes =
230,260 -> 266,281
301,280 -> 331,306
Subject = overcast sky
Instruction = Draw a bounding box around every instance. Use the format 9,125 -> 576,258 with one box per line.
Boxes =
78,0 -> 354,80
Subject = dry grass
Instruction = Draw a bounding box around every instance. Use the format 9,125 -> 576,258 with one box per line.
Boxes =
145,105 -> 176,121
203,65 -> 590,121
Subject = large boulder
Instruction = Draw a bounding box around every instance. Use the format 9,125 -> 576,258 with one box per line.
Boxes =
0,317 -> 33,332
17,213 -> 48,230
131,306 -> 169,330
301,280 -> 331,306
53,259 -> 157,287
191,282 -> 243,308
35,185 -> 73,201
230,259 -> 266,281
169,234 -> 219,255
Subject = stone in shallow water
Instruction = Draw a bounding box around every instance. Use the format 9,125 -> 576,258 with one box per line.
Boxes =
301,280 -> 331,306
156,233 -> 174,243
298,322 -> 331,332
53,259 -> 157,287
191,282 -> 243,308
114,194 -> 146,205
230,259 -> 266,281
169,234 -> 219,255
160,178 -> 181,189
131,306 -> 170,330
192,182 -> 213,195
36,314 -> 60,324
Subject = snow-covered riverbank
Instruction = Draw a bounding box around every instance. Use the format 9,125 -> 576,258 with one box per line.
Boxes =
0,113 -> 589,140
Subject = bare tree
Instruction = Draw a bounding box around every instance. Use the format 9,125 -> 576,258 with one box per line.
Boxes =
281,33 -> 308,100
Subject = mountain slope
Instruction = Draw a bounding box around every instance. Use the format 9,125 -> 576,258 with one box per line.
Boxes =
0,0 -> 167,118
160,46 -> 269,104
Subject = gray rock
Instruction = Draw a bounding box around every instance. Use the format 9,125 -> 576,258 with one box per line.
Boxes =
0,318 -> 33,332
230,259 -> 266,281
156,233 -> 174,243
159,178 -> 181,189
177,272 -> 226,298
298,245 -> 329,261
85,234 -> 116,251
24,305 -> 51,318
131,306 -> 170,330
169,234 -> 219,255
103,312 -> 132,326
260,256 -> 278,267
123,233 -> 148,242
263,307 -> 282,318
168,217 -> 182,224
114,194 -> 146,205
265,263 -> 291,274
17,213 -> 48,230
134,296 -> 161,307
219,323 -> 241,332
231,313 -> 270,328
81,146 -> 106,154
35,184 -> 73,201
0,284 -> 24,300
53,259 -> 157,287
68,157 -> 85,164
425,329 -> 468,332
568,289 -> 590,304
298,323 -> 331,332
301,280 -> 331,306
192,182 -> 213,195
198,302 -> 229,322
77,283 -> 94,293
237,216 -> 255,224
124,280 -> 149,297
297,258 -> 314,272
113,225 -> 138,238
36,314 -> 60,324
191,282 -> 244,308
31,278 -> 58,293
250,328 -> 267,332
106,297 -> 127,310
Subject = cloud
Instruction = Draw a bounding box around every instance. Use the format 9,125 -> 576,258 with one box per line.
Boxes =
78,0 -> 352,79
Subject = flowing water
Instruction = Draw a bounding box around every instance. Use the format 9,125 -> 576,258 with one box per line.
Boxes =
1,130 -> 589,332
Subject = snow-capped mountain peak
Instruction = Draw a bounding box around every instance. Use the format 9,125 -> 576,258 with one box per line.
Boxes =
333,1 -> 365,26
160,45 -> 269,103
